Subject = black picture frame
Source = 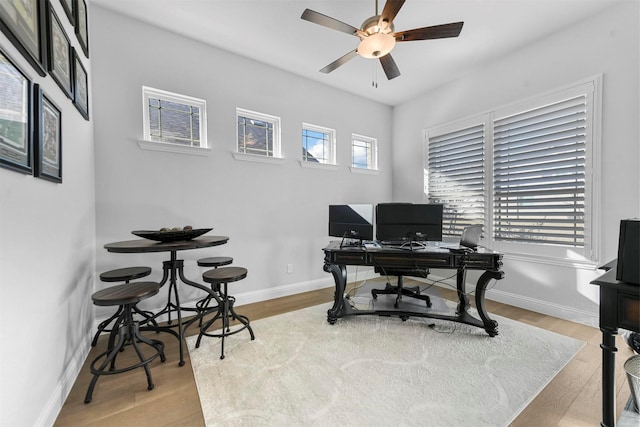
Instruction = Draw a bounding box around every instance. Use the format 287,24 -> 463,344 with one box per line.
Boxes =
0,0 -> 47,76
74,0 -> 88,58
60,0 -> 74,26
34,84 -> 62,183
0,46 -> 34,174
47,3 -> 72,99
72,48 -> 88,120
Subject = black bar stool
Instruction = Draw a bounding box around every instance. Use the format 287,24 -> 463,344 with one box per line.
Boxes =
92,266 -> 153,347
85,281 -> 166,403
195,256 -> 233,325
196,266 -> 254,359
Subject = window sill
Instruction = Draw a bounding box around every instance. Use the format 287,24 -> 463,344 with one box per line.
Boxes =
232,151 -> 285,165
299,161 -> 338,170
500,251 -> 598,270
350,166 -> 379,175
137,140 -> 210,156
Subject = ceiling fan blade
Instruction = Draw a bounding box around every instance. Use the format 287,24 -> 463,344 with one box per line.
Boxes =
380,0 -> 406,25
379,53 -> 401,80
301,9 -> 359,36
395,22 -> 464,42
320,50 -> 358,74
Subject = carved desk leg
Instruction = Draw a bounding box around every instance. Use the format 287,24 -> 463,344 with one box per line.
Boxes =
324,263 -> 347,324
474,270 -> 504,337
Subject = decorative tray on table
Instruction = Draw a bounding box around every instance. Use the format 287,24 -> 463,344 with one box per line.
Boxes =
132,227 -> 213,243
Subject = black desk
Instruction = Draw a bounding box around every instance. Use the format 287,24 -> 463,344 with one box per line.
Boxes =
591,265 -> 640,427
322,241 -> 504,336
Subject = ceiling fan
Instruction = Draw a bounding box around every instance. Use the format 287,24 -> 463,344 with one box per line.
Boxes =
301,0 -> 463,80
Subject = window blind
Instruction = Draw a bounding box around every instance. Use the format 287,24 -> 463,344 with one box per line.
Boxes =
427,123 -> 485,236
493,95 -> 587,246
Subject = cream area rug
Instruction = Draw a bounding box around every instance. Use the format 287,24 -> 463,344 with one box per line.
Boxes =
186,302 -> 584,427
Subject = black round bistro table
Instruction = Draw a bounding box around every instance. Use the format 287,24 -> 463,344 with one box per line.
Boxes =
104,235 -> 229,366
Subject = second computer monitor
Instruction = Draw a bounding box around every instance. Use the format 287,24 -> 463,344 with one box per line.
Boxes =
376,203 -> 443,242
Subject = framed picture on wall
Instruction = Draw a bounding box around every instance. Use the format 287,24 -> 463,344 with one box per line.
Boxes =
47,3 -> 73,99
34,84 -> 62,183
0,47 -> 33,174
73,49 -> 88,120
59,0 -> 75,26
75,0 -> 88,58
0,0 -> 47,76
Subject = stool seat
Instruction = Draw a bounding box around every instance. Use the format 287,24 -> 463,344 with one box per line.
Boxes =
203,267 -> 247,284
91,267 -> 156,348
195,259 -> 234,328
92,282 -> 160,307
197,256 -> 233,268
100,266 -> 152,283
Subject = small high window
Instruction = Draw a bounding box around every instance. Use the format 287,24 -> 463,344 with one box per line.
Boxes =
302,123 -> 336,164
142,86 -> 207,148
236,108 -> 281,157
351,134 -> 378,170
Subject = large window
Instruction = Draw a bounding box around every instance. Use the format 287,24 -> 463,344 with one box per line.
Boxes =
302,123 -> 336,164
425,78 -> 600,262
352,134 -> 378,170
236,108 -> 281,158
142,86 -> 207,148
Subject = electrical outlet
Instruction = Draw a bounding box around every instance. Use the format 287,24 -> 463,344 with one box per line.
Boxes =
287,264 -> 294,273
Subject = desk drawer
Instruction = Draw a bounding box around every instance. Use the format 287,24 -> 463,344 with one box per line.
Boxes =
619,293 -> 640,332
463,256 -> 502,270
371,253 -> 453,268
326,252 -> 369,265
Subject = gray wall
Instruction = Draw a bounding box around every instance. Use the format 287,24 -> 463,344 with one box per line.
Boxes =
392,1 -> 639,323
90,7 -> 393,319
0,2 -> 96,426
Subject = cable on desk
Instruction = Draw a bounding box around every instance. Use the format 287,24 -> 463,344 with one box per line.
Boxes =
426,320 -> 458,334
345,266 -> 367,299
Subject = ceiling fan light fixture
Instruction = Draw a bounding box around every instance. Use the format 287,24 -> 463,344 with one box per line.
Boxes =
358,32 -> 396,58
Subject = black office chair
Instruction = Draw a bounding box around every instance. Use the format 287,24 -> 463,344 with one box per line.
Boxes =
372,267 -> 432,309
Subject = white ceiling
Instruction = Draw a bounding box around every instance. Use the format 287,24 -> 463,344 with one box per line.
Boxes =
89,0 -> 618,106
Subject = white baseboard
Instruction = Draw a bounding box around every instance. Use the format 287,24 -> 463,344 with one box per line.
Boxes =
91,268 -> 380,334
411,274 -> 599,328
37,332 -> 92,427
484,288 -> 599,328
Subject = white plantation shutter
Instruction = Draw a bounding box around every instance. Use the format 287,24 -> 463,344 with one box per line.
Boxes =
424,78 -> 599,260
493,87 -> 592,247
427,122 -> 485,236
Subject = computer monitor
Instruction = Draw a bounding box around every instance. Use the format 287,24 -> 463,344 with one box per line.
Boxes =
328,204 -> 374,241
376,203 -> 443,242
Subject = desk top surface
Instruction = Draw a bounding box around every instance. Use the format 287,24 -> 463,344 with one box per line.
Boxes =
591,268 -> 640,293
105,235 -> 229,253
322,240 -> 500,255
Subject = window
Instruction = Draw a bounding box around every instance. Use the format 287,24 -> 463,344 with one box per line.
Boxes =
142,86 -> 207,148
425,78 -> 600,262
426,121 -> 486,236
352,134 -> 378,170
302,123 -> 336,164
493,93 -> 589,248
236,108 -> 281,158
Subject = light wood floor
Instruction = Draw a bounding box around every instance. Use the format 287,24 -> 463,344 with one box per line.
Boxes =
54,284 -> 634,426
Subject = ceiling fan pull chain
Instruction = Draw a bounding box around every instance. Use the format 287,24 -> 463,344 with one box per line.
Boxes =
372,62 -> 378,88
